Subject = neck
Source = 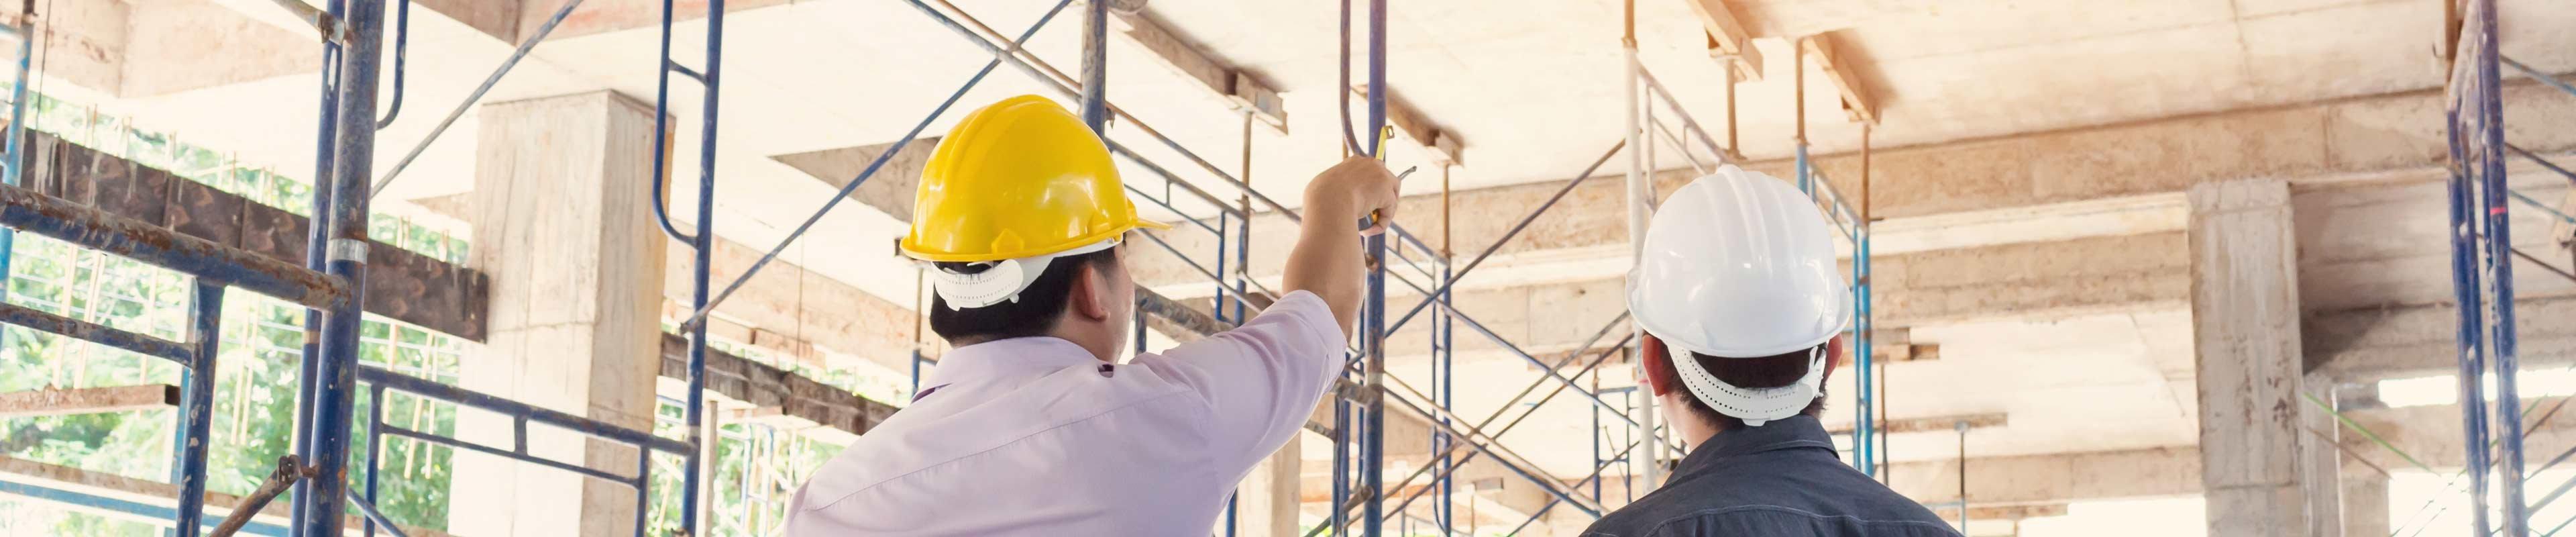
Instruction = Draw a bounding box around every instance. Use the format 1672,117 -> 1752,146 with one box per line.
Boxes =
1049,324 -> 1121,363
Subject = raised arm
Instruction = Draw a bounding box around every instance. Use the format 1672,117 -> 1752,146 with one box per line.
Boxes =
1281,156 -> 1403,336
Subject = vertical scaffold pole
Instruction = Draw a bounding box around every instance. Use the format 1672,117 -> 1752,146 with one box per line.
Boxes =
292,0 -> 349,524
297,0 -> 386,530
680,1 -> 727,534
1359,1 -> 1389,535
172,283 -> 224,537
1078,0 -> 1109,130
1621,0 -> 1663,492
0,0 -> 32,318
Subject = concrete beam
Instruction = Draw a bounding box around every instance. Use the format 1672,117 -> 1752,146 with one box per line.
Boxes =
1109,9 -> 1286,130
118,0 -> 319,97
0,385 -> 176,418
0,1 -> 126,96
1677,0 -> 1762,81
2338,396 -> 2576,480
771,138 -> 938,224
2308,295 -> 2576,383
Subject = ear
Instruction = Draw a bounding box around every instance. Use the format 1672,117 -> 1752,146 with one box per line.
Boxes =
1820,334 -> 1847,383
1641,335 -> 1680,397
1067,262 -> 1112,322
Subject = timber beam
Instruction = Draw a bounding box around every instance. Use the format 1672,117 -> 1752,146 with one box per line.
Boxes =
1678,0 -> 1763,80
0,385 -> 177,418
23,130 -> 490,341
1799,32 -> 1879,124
1109,9 -> 1287,130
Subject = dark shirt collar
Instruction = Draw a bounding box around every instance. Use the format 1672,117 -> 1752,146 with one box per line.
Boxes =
1672,415 -> 1837,477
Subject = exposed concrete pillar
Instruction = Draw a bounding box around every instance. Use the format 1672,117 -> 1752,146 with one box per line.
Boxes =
452,91 -> 667,536
1232,435 -> 1301,537
2344,474 -> 2391,537
2189,179 -> 2339,536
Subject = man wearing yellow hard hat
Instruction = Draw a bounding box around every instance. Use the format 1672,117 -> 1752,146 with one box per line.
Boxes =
785,95 -> 1398,536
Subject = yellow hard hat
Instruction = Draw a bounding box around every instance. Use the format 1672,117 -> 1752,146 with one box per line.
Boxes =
899,95 -> 1169,264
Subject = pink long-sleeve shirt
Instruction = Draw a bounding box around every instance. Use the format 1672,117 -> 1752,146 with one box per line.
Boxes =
786,290 -> 1345,536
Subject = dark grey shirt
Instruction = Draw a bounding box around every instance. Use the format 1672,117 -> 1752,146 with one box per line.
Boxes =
1580,416 -> 1962,537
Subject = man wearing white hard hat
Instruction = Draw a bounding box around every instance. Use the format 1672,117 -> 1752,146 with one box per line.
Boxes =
1582,166 -> 1958,537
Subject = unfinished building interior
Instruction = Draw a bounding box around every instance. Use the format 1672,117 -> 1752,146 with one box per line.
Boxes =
0,0 -> 2571,536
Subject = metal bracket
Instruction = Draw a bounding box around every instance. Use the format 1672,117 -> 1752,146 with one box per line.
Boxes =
327,238 -> 370,264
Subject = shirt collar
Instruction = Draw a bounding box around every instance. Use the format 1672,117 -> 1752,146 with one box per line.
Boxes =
919,337 -> 1104,394
1671,414 -> 1837,477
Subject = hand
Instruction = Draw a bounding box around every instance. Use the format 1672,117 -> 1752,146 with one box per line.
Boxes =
1305,156 -> 1403,236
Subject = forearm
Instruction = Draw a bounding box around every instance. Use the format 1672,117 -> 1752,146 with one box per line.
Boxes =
1281,195 -> 1364,336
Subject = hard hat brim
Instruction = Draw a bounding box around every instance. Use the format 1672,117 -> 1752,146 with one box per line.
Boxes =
900,220 -> 1168,263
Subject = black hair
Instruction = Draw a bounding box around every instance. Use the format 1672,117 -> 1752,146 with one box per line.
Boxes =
927,248 -> 1119,345
1659,345 -> 1832,431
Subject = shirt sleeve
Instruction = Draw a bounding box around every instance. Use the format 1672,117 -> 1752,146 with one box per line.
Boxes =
1129,290 -> 1347,466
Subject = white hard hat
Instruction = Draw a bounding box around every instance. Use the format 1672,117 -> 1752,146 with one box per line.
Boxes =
1628,166 -> 1851,358
1628,166 -> 1851,426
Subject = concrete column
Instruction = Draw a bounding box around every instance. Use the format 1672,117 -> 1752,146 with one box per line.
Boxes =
2345,474 -> 2392,537
1232,435 -> 1301,537
451,91 -> 667,537
2189,179 -> 2339,536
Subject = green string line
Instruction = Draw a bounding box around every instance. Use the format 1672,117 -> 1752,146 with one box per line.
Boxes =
2309,391 -> 2435,473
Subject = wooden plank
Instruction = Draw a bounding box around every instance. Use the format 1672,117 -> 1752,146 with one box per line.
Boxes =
1350,85 -> 1464,166
1111,10 -> 1288,130
0,385 -> 178,418
1799,33 -> 1880,124
657,333 -> 900,439
1931,503 -> 2072,521
27,131 -> 490,341
1827,412 -> 2007,436
0,454 -> 453,536
1681,0 -> 1764,81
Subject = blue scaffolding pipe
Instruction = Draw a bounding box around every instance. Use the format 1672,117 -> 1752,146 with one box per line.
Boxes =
904,0 -> 1310,228
674,0 -> 1075,334
1504,436 -> 1648,535
288,0 -> 386,528
171,283 -> 224,537
2504,56 -> 2576,100
1435,298 -> 1643,428
358,364 -> 692,454
1380,330 -> 1635,518
374,0 -> 409,129
2445,1 -> 2501,532
1378,140 -> 1625,336
368,0 -> 593,197
2468,0 -> 2528,530
291,0 -> 350,522
0,0 -> 34,348
347,489 -> 413,537
0,479 -> 290,536
378,422 -> 646,485
0,183 -> 345,309
676,0 -> 727,532
363,385 -> 385,537
0,300 -> 195,362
